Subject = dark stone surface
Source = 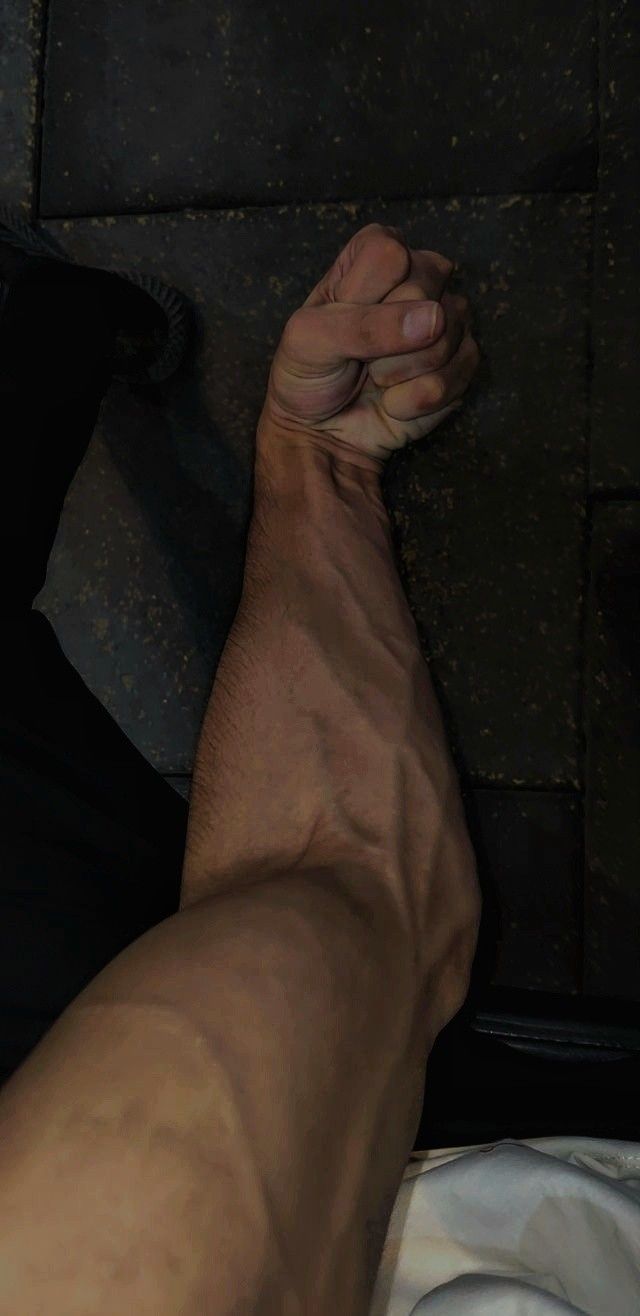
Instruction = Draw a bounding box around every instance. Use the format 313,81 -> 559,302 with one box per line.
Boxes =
591,0 -> 640,491
467,789 -> 582,995
0,0 -> 42,213
34,387 -> 242,776
36,197 -> 590,782
584,502 -> 640,1000
40,0 -> 597,218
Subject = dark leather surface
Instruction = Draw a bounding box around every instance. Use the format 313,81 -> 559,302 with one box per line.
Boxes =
415,988 -> 640,1149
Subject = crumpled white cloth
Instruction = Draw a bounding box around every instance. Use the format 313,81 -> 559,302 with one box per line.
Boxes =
369,1136 -> 640,1315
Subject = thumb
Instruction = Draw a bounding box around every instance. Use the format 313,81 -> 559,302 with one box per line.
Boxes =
284,298 -> 444,375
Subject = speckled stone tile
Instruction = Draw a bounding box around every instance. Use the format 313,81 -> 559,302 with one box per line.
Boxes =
39,0 -> 597,218
591,0 -> 640,490
467,789 -> 582,994
0,0 -> 42,213
36,195 -> 590,781
34,383 -> 249,774
584,502 -> 640,1001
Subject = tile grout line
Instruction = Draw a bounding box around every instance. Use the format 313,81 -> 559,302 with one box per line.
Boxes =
37,190 -> 598,227
31,0 -> 52,222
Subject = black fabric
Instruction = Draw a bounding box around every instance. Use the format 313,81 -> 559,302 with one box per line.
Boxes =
0,248 -> 169,385
0,332 -> 187,1086
0,607 -> 187,1084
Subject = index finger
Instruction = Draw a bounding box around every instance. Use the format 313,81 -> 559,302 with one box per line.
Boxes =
303,223 -> 411,309
382,249 -> 455,306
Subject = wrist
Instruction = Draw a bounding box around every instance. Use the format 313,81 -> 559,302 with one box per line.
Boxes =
255,420 -> 388,527
256,415 -> 386,480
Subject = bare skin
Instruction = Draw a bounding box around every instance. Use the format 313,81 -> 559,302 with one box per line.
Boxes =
0,225 -> 481,1314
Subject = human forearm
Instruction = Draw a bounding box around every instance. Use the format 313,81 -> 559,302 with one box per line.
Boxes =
0,434 -> 479,1316
181,431 -> 478,973
0,225 -> 484,1316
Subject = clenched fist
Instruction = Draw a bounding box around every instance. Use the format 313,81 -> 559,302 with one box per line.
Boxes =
258,222 -> 480,471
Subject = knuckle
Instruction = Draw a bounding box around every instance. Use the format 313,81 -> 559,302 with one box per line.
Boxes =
387,280 -> 423,304
364,223 -> 407,259
370,358 -> 396,387
424,374 -> 447,407
437,252 -> 455,277
359,307 -> 379,350
383,237 -> 411,278
381,223 -> 407,245
283,306 -> 303,346
428,335 -> 451,368
444,292 -> 469,325
352,223 -> 381,246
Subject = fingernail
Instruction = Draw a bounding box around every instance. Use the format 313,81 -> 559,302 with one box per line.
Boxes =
403,304 -> 439,342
